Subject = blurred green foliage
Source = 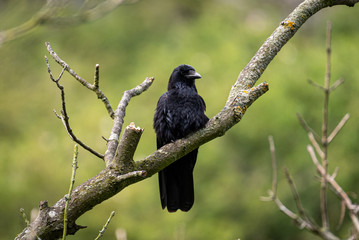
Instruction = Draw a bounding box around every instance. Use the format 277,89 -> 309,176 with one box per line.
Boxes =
1,0 -> 359,239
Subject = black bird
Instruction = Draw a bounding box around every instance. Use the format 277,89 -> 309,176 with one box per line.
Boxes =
153,64 -> 209,212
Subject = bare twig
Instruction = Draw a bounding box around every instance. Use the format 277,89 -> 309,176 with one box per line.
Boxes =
262,137 -> 304,222
301,22 -> 353,236
45,42 -> 115,118
327,113 -> 350,144
329,78 -> 345,92
297,113 -> 321,142
260,136 -> 277,202
308,132 -> 325,160
45,55 -> 105,159
337,199 -> 346,230
94,64 -> 100,90
104,77 -> 154,164
94,211 -> 116,240
272,197 -> 319,234
264,18 -> 358,240
308,79 -> 325,91
262,137 -> 339,239
63,145 -> 79,240
307,145 -> 359,235
263,137 -> 311,226
318,21 -> 332,230
268,136 -> 278,199
283,167 -> 307,220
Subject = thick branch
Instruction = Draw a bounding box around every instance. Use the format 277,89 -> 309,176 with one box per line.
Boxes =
110,123 -> 144,169
135,83 -> 269,177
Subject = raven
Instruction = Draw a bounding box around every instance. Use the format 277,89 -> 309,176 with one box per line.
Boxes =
153,64 -> 209,212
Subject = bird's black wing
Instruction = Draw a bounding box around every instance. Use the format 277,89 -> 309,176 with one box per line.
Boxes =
154,90 -> 208,212
153,92 -> 175,148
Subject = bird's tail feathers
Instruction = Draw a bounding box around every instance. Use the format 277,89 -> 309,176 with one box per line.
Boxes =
159,150 -> 198,212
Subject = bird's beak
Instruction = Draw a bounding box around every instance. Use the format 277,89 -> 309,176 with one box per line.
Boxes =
186,70 -> 202,79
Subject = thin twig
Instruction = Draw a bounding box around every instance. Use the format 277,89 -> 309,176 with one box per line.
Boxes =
337,199 -> 346,230
283,167 -> 307,220
275,197 -> 308,227
94,211 -> 116,240
308,132 -> 325,160
268,135 -> 278,199
297,113 -> 321,142
308,79 -> 325,91
307,145 -> 359,234
319,21 -> 332,230
45,42 -> 115,118
329,78 -> 344,92
94,64 -> 100,89
20,208 -> 30,226
262,137 -> 324,238
327,113 -> 350,144
45,56 -> 105,159
63,145 -> 79,240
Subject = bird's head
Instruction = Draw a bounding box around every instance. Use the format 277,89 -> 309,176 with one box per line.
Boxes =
168,64 -> 201,90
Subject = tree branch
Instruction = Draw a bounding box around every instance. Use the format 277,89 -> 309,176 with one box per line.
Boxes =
226,0 -> 359,106
297,113 -> 321,143
45,55 -> 105,159
45,42 -> 115,118
307,145 -> 359,235
104,77 -> 154,164
327,113 -> 350,144
16,0 -> 359,239
111,123 -> 144,169
262,137 -> 340,240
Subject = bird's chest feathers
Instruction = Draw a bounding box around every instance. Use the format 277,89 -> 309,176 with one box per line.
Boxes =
167,88 -> 202,113
162,88 -> 204,132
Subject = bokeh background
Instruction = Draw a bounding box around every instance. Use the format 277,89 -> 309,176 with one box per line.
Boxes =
1,0 -> 359,239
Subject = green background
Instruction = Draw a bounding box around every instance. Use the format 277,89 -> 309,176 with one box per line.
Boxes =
1,0 -> 359,239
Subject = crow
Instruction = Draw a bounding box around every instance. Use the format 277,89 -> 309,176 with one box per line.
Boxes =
153,64 -> 209,212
